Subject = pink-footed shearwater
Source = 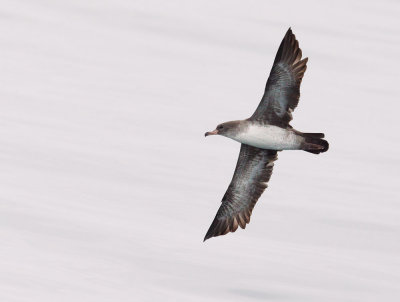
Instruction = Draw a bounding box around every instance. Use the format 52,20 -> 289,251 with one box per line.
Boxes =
204,28 -> 329,241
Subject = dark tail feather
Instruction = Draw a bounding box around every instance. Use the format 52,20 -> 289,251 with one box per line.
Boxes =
302,135 -> 329,154
303,132 -> 325,138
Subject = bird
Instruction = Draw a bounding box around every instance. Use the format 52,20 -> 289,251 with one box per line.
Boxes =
203,28 -> 329,241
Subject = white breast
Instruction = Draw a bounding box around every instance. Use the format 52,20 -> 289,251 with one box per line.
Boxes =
232,124 -> 302,150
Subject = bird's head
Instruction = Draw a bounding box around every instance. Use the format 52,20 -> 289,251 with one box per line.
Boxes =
205,121 -> 241,138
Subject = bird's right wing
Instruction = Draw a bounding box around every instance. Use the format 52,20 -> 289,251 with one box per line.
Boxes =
204,145 -> 278,241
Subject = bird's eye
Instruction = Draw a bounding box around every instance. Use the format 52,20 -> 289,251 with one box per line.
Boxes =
218,125 -> 223,129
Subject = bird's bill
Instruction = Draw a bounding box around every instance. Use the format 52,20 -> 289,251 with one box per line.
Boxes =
205,129 -> 218,137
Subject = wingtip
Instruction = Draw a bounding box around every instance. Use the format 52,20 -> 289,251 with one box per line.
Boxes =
203,233 -> 211,242
203,226 -> 216,241
203,223 -> 224,242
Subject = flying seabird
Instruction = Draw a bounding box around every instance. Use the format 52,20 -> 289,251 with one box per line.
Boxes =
204,28 -> 329,241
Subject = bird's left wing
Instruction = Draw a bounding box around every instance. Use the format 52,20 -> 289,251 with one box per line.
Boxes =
204,144 -> 278,241
250,28 -> 308,127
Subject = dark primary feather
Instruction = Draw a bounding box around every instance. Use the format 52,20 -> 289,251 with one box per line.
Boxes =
250,28 -> 308,127
204,145 -> 278,241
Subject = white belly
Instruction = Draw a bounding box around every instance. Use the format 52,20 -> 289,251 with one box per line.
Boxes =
232,125 -> 302,150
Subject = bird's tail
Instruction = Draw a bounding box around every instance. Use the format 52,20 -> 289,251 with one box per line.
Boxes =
301,133 -> 329,154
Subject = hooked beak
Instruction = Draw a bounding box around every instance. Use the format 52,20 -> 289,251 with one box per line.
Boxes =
205,129 -> 218,137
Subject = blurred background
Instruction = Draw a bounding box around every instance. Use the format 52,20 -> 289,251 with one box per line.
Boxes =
0,0 -> 399,301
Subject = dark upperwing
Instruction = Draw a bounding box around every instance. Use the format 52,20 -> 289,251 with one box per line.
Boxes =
250,28 -> 308,128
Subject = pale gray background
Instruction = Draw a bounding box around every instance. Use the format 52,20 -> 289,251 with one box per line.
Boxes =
1,0 -> 399,301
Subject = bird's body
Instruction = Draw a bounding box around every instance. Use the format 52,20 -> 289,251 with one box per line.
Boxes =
228,121 -> 303,150
204,28 -> 329,241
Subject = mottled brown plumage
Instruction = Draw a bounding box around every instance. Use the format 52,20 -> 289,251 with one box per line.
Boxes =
204,145 -> 277,241
251,28 -> 307,127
